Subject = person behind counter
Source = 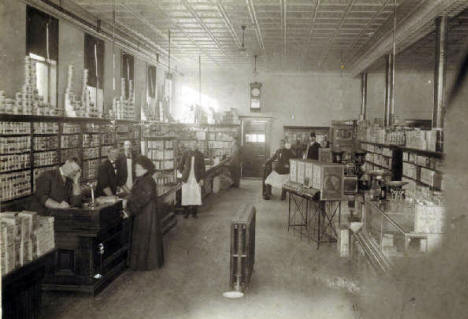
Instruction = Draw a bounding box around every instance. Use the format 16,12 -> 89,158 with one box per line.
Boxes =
96,147 -> 125,197
229,139 -> 242,188
29,157 -> 82,213
123,155 -> 164,270
181,143 -> 206,219
117,140 -> 137,194
304,132 -> 321,160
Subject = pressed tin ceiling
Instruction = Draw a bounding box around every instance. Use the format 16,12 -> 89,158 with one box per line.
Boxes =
71,0 -> 468,73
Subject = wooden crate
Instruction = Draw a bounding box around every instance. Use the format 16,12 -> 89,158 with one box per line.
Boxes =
303,160 -> 344,200
230,205 -> 256,292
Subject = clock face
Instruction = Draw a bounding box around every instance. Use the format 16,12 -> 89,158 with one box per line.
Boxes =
251,87 -> 261,97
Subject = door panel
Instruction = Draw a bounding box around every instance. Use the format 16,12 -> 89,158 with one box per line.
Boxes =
242,118 -> 270,178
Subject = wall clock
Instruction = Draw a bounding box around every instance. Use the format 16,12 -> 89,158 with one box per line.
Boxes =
250,82 -> 262,112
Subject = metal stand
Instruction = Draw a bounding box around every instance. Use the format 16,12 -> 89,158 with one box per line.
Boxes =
288,191 -> 308,239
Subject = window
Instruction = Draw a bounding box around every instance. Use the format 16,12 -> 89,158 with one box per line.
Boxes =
245,134 -> 265,143
121,53 -> 134,99
26,6 -> 58,108
84,33 -> 105,112
144,64 -> 157,120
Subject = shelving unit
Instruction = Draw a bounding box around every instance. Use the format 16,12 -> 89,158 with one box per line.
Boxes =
0,114 -> 143,209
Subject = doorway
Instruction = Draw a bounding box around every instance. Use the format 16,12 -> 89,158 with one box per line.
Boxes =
241,117 -> 271,178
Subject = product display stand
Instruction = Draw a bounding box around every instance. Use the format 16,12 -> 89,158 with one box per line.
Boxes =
283,181 -> 342,249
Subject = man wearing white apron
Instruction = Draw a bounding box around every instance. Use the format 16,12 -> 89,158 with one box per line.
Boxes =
181,144 -> 206,218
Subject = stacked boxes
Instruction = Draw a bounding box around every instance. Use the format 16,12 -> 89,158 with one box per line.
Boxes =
0,212 -> 55,275
289,159 -> 344,200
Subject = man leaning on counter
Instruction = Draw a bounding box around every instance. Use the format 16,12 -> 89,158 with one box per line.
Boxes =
29,157 -> 82,213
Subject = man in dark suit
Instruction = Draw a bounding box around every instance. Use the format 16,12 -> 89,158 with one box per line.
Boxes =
29,157 -> 82,214
305,132 -> 321,160
96,147 -> 125,197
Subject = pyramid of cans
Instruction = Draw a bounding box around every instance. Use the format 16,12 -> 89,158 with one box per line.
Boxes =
0,211 -> 55,275
0,56 -> 59,115
112,78 -> 135,120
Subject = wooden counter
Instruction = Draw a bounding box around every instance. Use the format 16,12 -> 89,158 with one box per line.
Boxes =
2,250 -> 55,319
41,201 -> 131,295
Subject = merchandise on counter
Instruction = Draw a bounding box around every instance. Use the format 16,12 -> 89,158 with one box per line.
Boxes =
0,171 -> 32,201
0,212 -> 55,275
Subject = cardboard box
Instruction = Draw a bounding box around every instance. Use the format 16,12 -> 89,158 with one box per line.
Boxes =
338,227 -> 350,257
297,160 -> 305,185
289,159 -> 298,183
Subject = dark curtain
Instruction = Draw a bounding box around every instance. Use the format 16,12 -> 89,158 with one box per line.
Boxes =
147,65 -> 156,98
122,53 -> 134,98
84,33 -> 105,89
26,6 -> 58,61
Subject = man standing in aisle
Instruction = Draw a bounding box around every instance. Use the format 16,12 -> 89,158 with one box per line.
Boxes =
229,139 -> 242,188
181,143 -> 205,218
96,147 -> 125,197
304,132 -> 321,160
29,157 -> 82,213
117,140 -> 136,194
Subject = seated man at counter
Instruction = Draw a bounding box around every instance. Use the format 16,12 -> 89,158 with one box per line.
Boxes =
265,139 -> 295,200
29,157 -> 82,213
96,147 -> 125,197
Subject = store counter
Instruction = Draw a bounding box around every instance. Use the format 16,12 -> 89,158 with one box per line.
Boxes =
41,200 -> 131,295
351,197 -> 445,274
203,158 -> 231,197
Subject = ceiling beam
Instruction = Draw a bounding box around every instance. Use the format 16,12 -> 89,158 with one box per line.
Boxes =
301,0 -> 321,59
281,0 -> 287,56
246,0 -> 265,50
349,0 -> 468,76
153,2 -> 221,66
318,0 -> 357,68
343,0 -> 391,66
181,0 -> 227,55
212,0 -> 242,48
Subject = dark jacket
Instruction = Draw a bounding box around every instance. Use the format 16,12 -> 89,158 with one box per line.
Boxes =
306,142 -> 321,160
127,172 -> 164,270
271,148 -> 295,175
181,150 -> 206,183
29,168 -> 81,214
95,159 -> 124,197
116,151 -> 136,187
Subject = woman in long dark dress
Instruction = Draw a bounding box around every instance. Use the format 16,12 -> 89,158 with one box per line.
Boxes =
123,155 -> 164,270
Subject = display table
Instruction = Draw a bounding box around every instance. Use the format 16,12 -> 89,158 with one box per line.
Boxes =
41,201 -> 131,295
283,181 -> 342,249
2,250 -> 55,319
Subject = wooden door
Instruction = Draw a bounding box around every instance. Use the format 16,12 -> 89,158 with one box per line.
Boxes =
241,118 -> 270,178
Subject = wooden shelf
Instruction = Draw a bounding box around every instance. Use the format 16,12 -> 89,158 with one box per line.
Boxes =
365,161 -> 390,170
360,140 -> 443,159
402,175 -> 441,191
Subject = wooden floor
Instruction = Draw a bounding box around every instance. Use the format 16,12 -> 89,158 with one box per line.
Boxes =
41,180 -> 359,319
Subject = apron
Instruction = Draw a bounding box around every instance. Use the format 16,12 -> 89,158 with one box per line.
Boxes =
182,156 -> 202,206
265,171 -> 289,189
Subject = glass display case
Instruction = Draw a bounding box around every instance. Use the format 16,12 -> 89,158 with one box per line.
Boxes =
362,199 -> 445,265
